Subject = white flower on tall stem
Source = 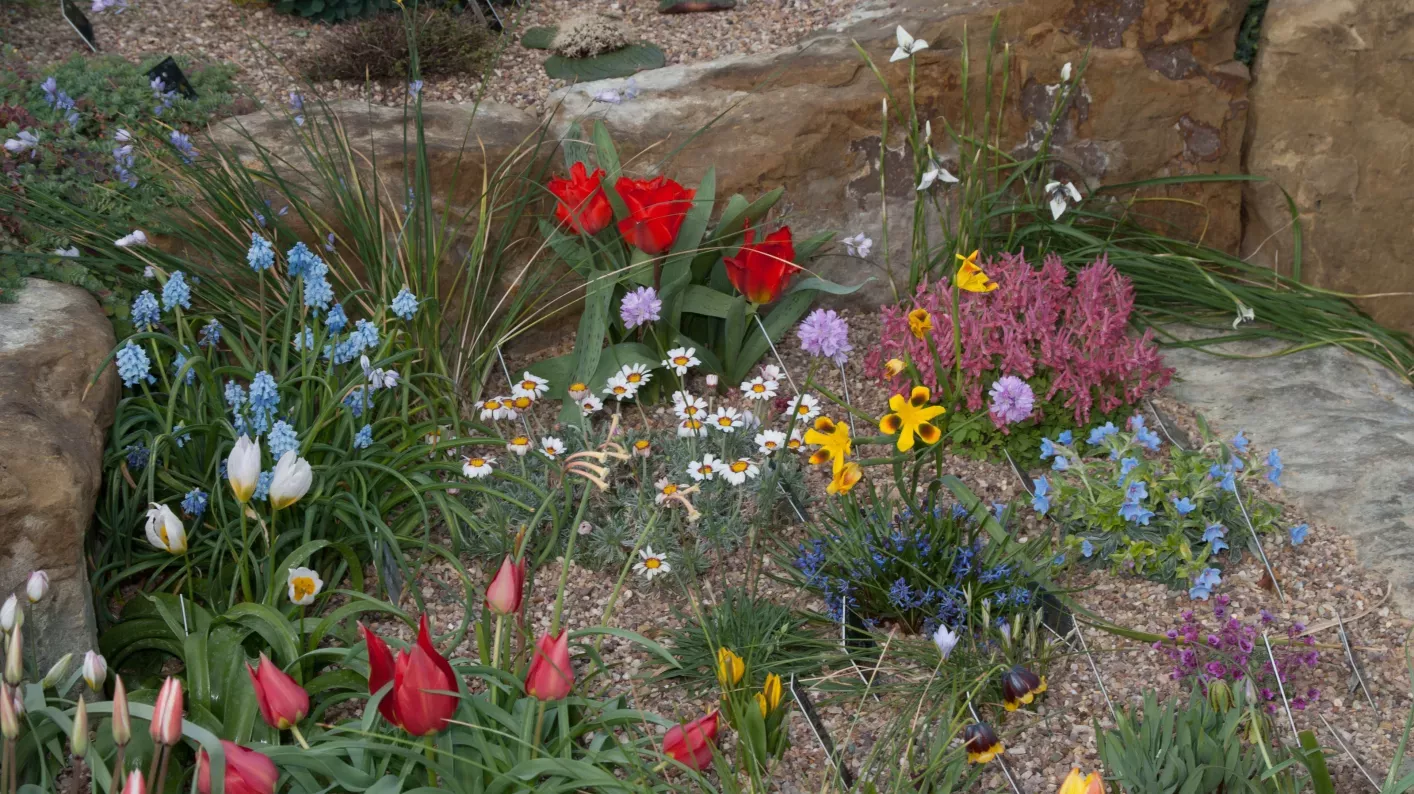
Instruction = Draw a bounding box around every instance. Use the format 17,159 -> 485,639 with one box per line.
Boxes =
82,651 -> 107,691
580,395 -> 604,415
1044,180 -> 1083,220
360,355 -> 400,390
933,624 -> 959,660
687,454 -> 722,482
755,430 -> 787,454
662,347 -> 700,375
1232,302 -> 1255,330
707,406 -> 744,433
269,451 -> 313,510
540,437 -> 565,459
286,567 -> 324,606
788,394 -> 821,424
917,156 -> 960,191
462,455 -> 495,479
740,377 -> 778,401
890,25 -> 929,62
760,364 -> 783,382
513,372 -> 548,400
506,435 -> 531,456
678,417 -> 709,438
1061,61 -> 1073,81
633,547 -> 671,581
723,458 -> 760,486
619,363 -> 653,388
0,596 -> 17,633
478,397 -> 505,422
603,375 -> 638,402
144,503 -> 187,554
25,572 -> 48,604
842,233 -> 873,259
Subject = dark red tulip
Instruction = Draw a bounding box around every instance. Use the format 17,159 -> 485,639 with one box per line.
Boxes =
662,710 -> 720,770
246,653 -> 309,730
524,630 -> 574,701
197,740 -> 278,794
485,555 -> 526,617
615,176 -> 696,255
723,226 -> 798,304
360,615 -> 459,736
547,162 -> 614,236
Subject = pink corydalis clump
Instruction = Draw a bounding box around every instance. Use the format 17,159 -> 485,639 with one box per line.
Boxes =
869,253 -> 1172,426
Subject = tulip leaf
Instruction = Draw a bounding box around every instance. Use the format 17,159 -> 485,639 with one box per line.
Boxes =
709,187 -> 783,243
723,296 -> 747,380
538,219 -> 595,279
661,168 -> 716,328
677,284 -> 739,319
569,626 -> 682,670
794,229 -> 836,260
225,602 -> 301,668
785,275 -> 872,297
265,539 -> 363,607
569,267 -> 615,385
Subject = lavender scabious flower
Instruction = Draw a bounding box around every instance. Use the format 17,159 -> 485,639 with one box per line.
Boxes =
988,375 -> 1035,425
116,341 -> 153,387
390,287 -> 420,321
619,286 -> 661,329
797,308 -> 853,366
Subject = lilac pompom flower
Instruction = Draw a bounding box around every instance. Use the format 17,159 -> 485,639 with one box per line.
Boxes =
797,308 -> 852,366
619,286 -> 661,330
988,375 -> 1035,424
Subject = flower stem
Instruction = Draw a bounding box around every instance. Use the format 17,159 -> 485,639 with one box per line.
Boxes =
237,509 -> 253,602
289,724 -> 310,750
550,486 -> 593,635
424,735 -> 438,786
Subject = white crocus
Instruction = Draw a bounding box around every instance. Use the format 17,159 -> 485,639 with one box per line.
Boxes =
3,130 -> 38,155
268,451 -> 313,510
0,596 -> 17,633
82,651 -> 107,691
144,503 -> 188,554
227,435 -> 262,503
842,233 -> 873,259
890,25 -> 928,62
1044,180 -> 1083,220
286,566 -> 324,606
933,624 -> 960,660
1232,302 -> 1255,329
25,571 -> 48,603
114,230 -> 148,247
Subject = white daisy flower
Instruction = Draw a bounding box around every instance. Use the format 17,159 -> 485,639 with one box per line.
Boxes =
462,455 -> 495,479
723,458 -> 760,486
478,397 -> 504,421
506,436 -> 531,456
603,374 -> 638,402
673,392 -> 709,420
788,393 -> 821,423
508,394 -> 533,415
286,566 -> 324,606
678,417 -> 709,438
540,437 -> 565,459
580,395 -> 604,415
654,479 -> 683,505
513,372 -> 549,400
567,382 -> 590,402
755,430 -> 787,454
633,546 -> 671,581
787,427 -> 805,451
741,377 -> 778,401
708,407 -> 743,433
688,454 -> 722,481
619,362 -> 653,388
662,347 -> 700,375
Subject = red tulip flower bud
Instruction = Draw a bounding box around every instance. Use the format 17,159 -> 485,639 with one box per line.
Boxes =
615,176 -> 696,255
149,676 -> 184,746
524,630 -> 574,701
121,770 -> 146,794
197,740 -> 279,794
360,615 -> 460,736
724,226 -> 799,305
246,653 -> 309,730
485,555 -> 526,617
662,710 -> 720,771
547,162 -> 614,236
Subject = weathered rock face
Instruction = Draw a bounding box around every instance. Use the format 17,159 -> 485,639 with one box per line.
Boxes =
0,280 -> 117,670
1241,0 -> 1414,334
549,0 -> 1250,301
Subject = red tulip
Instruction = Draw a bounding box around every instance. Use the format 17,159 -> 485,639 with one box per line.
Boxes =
246,653 -> 309,730
121,770 -> 146,794
524,630 -> 574,701
547,162 -> 614,236
615,176 -> 696,255
149,676 -> 183,746
662,710 -> 720,771
723,226 -> 798,304
360,615 -> 460,736
485,555 -> 526,616
197,740 -> 278,794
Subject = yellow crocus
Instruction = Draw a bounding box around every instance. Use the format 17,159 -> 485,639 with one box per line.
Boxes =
716,648 -> 744,687
804,417 -> 852,476
955,250 -> 998,293
1058,768 -> 1103,794
755,673 -> 783,716
878,386 -> 947,452
884,358 -> 906,378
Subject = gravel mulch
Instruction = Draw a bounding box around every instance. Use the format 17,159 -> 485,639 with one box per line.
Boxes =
2,0 -> 855,111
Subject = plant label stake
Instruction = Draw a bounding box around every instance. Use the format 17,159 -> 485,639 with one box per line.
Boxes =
789,673 -> 855,789
966,698 -> 1023,794
145,57 -> 198,100
59,0 -> 97,52
752,314 -> 800,397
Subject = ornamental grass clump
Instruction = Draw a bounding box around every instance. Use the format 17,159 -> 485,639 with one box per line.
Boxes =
871,253 -> 1172,462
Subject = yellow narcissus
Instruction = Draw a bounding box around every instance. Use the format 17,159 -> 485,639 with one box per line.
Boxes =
879,386 -> 946,452
1058,768 -> 1103,794
955,250 -> 998,293
804,417 -> 852,475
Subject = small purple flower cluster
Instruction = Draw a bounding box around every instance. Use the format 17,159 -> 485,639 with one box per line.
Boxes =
1155,595 -> 1320,712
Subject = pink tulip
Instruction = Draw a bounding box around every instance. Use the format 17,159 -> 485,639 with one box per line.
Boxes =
484,555 -> 525,616
149,676 -> 183,746
246,653 -> 309,730
524,630 -> 573,701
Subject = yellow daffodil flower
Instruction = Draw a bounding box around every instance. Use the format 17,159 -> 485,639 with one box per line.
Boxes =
755,673 -> 783,716
804,416 -> 852,475
955,250 -> 998,293
879,386 -> 946,452
827,462 -> 863,495
907,308 -> 933,339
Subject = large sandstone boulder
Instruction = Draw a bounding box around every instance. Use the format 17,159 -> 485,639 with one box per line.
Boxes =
0,279 -> 117,670
549,0 -> 1250,301
1241,0 -> 1414,334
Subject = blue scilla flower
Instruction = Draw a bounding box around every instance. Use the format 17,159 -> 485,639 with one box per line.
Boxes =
980,564 -> 1011,584
161,271 -> 191,311
1009,586 -> 1031,606
1081,539 -> 1095,558
181,488 -> 208,518
1052,455 -> 1069,471
1172,496 -> 1196,516
130,290 -> 160,330
951,545 -> 976,578
116,341 -> 153,387
173,422 -> 191,447
286,242 -> 320,280
951,503 -> 969,520
172,352 -> 196,385
1039,437 -> 1057,459
887,578 -> 913,610
124,443 -> 148,471
1289,523 -> 1309,546
1087,422 -> 1118,446
1232,431 -> 1250,453
1031,476 -> 1050,515
247,233 -> 275,272
253,470 -> 274,502
353,424 -> 373,449
199,318 -> 222,348
1057,430 -> 1073,445
268,420 -> 299,459
326,304 -> 348,333
1266,448 -> 1283,487
391,287 -> 419,321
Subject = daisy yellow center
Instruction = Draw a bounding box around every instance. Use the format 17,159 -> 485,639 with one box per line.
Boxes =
673,356 -> 689,366
764,440 -> 779,449
635,440 -> 650,450
511,436 -> 529,446
752,384 -> 766,393
788,439 -> 801,449
644,558 -> 661,569
570,382 -> 586,392
520,381 -> 537,391
614,385 -> 627,394
484,400 -> 500,410
717,417 -> 733,426
684,419 -> 702,430
661,484 -> 678,496
627,373 -> 643,383
700,465 -> 714,475
685,406 -> 699,416
796,405 -> 810,415
730,461 -> 750,473
292,576 -> 316,601
470,458 -> 486,467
